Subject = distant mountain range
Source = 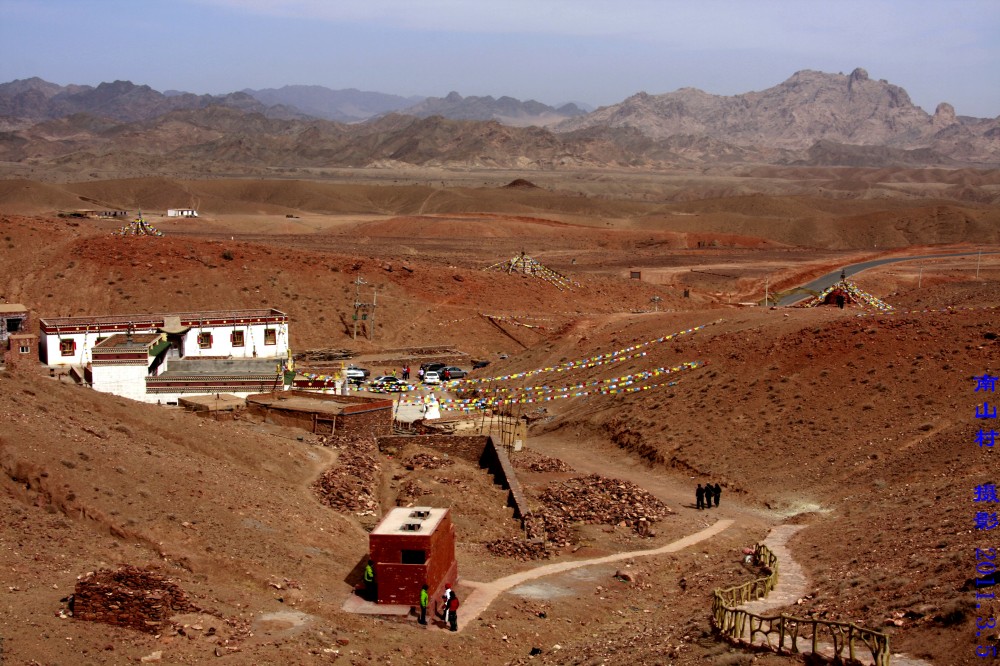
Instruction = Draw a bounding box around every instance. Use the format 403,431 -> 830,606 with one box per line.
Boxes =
0,69 -> 998,173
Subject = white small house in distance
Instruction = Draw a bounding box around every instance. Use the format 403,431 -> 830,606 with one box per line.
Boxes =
167,208 -> 198,217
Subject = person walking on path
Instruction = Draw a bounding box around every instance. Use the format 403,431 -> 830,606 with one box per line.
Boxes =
696,484 -> 705,510
363,560 -> 376,602
713,483 -> 722,508
418,584 -> 429,625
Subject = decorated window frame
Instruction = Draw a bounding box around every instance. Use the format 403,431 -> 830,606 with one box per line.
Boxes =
264,328 -> 277,345
231,330 -> 245,347
197,332 -> 213,349
59,339 -> 75,356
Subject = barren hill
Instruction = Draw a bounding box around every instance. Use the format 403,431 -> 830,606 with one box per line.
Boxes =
556,68 -> 1000,165
1,195 -> 998,663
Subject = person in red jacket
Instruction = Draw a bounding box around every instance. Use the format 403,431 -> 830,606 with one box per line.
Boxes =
447,592 -> 459,632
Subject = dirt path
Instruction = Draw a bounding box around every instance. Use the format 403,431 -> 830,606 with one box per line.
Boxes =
737,525 -> 933,666
527,432 -> 775,531
458,518 -> 734,630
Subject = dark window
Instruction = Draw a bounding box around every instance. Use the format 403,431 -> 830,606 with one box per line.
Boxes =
264,328 -> 276,345
59,339 -> 75,356
231,330 -> 245,347
197,332 -> 212,349
401,549 -> 426,565
18,344 -> 30,354
6,318 -> 21,333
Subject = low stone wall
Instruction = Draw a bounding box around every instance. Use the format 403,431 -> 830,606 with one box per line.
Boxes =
378,434 -> 487,465
72,566 -> 197,633
479,441 -> 531,521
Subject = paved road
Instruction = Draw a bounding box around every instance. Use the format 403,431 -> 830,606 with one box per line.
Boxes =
777,251 -> 995,306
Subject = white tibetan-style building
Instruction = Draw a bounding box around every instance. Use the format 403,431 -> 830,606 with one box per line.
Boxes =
38,308 -> 291,404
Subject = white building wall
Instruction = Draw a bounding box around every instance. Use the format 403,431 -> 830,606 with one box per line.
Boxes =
43,321 -> 289,367
182,323 -> 289,359
92,364 -> 148,402
43,331 -> 102,366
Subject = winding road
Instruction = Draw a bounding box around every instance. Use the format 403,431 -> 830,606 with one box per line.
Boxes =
777,251 -> 996,306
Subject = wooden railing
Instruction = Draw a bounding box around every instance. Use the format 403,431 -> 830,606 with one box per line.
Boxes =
712,543 -> 891,666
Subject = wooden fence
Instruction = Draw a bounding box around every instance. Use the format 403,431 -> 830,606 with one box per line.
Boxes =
712,543 -> 891,666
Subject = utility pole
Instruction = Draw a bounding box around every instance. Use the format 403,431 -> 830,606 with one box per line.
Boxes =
764,278 -> 769,308
352,275 -> 366,341
977,250 -> 982,279
369,286 -> 377,341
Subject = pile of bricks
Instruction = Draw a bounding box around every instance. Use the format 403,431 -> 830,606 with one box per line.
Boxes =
71,566 -> 197,633
314,435 -> 380,514
511,451 -> 574,473
403,453 -> 455,470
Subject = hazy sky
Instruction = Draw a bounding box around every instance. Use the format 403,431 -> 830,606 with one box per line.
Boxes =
1,0 -> 998,117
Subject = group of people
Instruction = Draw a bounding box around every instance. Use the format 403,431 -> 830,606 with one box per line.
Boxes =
416,582 -> 460,631
364,562 -> 459,632
696,483 -> 722,509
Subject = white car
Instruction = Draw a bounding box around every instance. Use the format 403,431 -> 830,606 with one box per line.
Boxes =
422,370 -> 441,385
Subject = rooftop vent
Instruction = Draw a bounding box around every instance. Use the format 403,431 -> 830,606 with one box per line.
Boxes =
409,510 -> 431,519
400,523 -> 423,532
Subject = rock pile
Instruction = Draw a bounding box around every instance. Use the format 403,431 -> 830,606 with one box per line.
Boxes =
511,451 -> 574,473
487,474 -> 669,560
314,435 -> 380,515
398,479 -> 432,499
404,453 -> 455,470
538,474 -> 672,531
486,537 -> 549,560
71,566 -> 197,633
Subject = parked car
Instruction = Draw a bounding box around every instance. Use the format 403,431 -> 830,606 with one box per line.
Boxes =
440,366 -> 467,380
345,366 -> 370,385
472,360 -> 491,370
420,362 -> 447,374
422,370 -> 441,385
369,376 -> 412,392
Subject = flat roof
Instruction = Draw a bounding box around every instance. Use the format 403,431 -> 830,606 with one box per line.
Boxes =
94,333 -> 161,351
250,394 -> 354,413
0,304 -> 27,314
371,507 -> 447,536
39,308 -> 287,329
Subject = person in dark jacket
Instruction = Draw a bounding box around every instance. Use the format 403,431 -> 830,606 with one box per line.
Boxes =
713,483 -> 722,508
696,484 -> 705,510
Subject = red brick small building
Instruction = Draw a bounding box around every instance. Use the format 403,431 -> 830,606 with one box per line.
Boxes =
368,507 -> 458,606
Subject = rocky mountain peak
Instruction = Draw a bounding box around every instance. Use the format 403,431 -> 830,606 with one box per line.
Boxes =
933,102 -> 957,126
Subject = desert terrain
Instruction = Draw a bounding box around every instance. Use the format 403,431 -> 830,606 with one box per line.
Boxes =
0,165 -> 999,666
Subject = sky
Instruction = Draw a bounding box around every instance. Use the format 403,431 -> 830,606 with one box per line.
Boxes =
1,0 -> 998,117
